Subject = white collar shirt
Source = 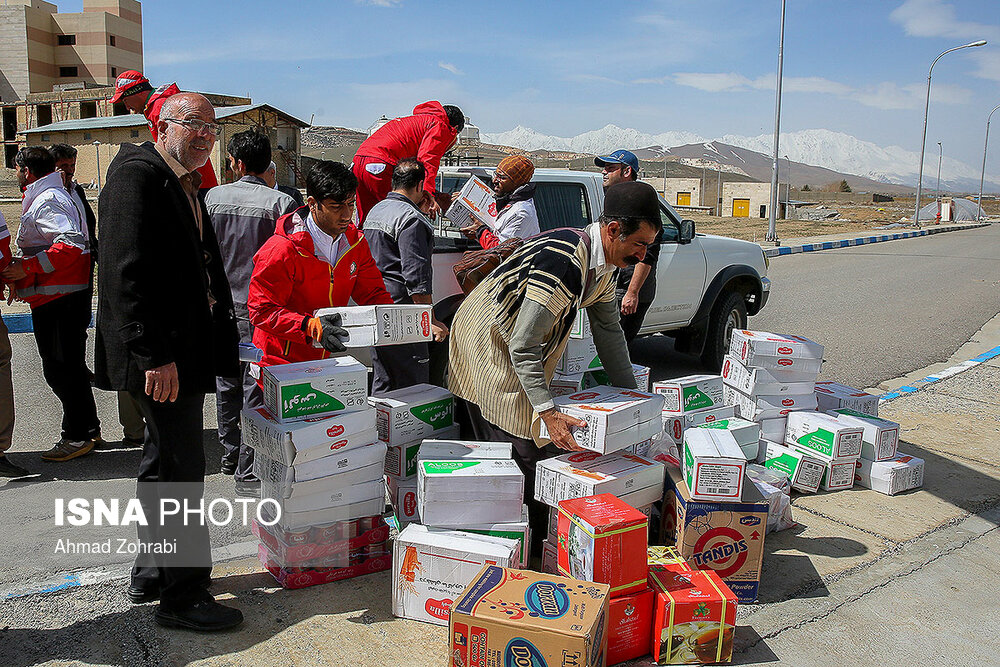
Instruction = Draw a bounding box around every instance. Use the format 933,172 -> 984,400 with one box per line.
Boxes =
305,212 -> 348,266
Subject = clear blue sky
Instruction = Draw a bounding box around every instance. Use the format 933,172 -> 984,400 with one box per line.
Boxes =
76,1 -> 1000,161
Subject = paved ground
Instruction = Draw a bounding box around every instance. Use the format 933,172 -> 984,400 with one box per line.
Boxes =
0,224 -> 998,666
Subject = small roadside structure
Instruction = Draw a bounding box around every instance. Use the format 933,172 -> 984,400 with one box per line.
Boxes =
917,197 -> 984,222
722,181 -> 771,218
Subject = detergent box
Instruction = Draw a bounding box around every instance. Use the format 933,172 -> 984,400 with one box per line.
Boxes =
762,441 -> 825,493
785,411 -> 864,460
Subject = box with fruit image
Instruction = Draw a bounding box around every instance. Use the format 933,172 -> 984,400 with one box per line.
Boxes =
449,565 -> 610,667
261,356 -> 369,423
649,564 -> 737,664
370,383 -> 455,446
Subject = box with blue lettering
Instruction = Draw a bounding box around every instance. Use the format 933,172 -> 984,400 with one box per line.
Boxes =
449,565 -> 609,667
662,466 -> 768,604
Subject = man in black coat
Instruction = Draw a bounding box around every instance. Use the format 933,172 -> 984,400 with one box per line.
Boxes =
95,93 -> 242,631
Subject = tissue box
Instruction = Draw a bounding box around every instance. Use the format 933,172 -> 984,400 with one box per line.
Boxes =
694,417 -> 761,460
540,386 -> 664,454
722,355 -> 816,395
814,381 -> 880,416
723,385 -> 817,420
728,330 -> 824,375
253,440 -> 386,498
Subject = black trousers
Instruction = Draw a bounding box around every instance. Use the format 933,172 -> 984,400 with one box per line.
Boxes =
618,298 -> 653,343
454,397 -> 556,557
216,309 -> 261,481
31,289 -> 100,441
131,391 -> 213,611
371,341 -> 430,395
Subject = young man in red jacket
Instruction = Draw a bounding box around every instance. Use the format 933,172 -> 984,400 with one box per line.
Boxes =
248,159 -> 393,373
352,101 -> 464,225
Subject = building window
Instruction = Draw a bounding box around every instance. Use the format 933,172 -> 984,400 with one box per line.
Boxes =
84,132 -> 92,140
80,101 -> 97,119
130,129 -> 140,138
57,34 -> 76,46
36,104 -> 52,126
41,134 -> 50,141
59,66 -> 78,77
109,35 -> 116,47
111,67 -> 117,77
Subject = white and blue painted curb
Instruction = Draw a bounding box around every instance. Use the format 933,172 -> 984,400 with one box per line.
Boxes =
764,222 -> 991,258
880,343 -> 1000,404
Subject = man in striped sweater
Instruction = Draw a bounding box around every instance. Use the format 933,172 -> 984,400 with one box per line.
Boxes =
448,181 -> 662,544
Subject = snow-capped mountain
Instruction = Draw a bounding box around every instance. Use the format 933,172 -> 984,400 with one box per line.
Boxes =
481,125 -> 1000,191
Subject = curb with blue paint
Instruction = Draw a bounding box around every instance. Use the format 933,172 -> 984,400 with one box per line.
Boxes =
880,343 -> 1000,404
764,222 -> 991,258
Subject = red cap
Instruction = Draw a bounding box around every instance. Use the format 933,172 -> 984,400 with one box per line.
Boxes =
109,70 -> 152,103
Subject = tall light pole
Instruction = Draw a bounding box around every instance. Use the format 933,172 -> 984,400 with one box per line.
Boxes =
977,103 -> 1000,222
648,148 -> 668,196
717,166 -> 723,216
93,140 -> 102,191
784,155 -> 791,216
935,142 -> 942,199
913,39 -> 987,227
765,0 -> 786,244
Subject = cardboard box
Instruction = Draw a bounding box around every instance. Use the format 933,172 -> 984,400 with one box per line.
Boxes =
570,308 -> 593,339
649,565 -> 737,664
550,372 -> 586,397
383,427 -> 464,478
663,468 -> 767,603
557,494 -> 649,597
819,458 -> 857,491
258,480 -> 387,530
759,417 -> 786,444
449,566 -> 610,667
728,330 -> 824,375
313,304 -> 431,347
814,381 -> 880,416
694,417 -> 761,460
584,363 -> 651,392
260,476 -> 385,515
253,440 -> 386,498
370,384 -> 456,446
558,335 -> 603,375
445,175 -> 499,230
663,406 -> 737,445
854,453 -> 924,495
540,386 -> 664,454
785,411 -> 864,460
608,587 -> 654,665
261,356 -> 369,423
647,545 -> 693,571
721,355 -> 816,395
393,524 -> 520,626
682,429 -> 747,502
827,408 -> 900,461
541,538 -> 559,574
762,441 -> 825,493
417,459 -> 525,526
259,543 -> 391,589
416,439 -> 513,462
240,406 -> 377,467
387,473 -> 419,524
723,385 -> 818,420
654,375 -> 726,415
535,450 -> 666,508
252,515 -> 389,566
435,504 -> 530,568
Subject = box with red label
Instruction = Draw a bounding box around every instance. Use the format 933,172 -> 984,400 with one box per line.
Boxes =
854,452 -> 924,495
663,405 -> 738,446
819,457 -> 857,491
313,304 -> 432,347
386,474 -> 419,524
609,587 -> 654,665
814,381 -> 880,416
449,565 -> 610,667
721,354 -> 816,396
649,565 -> 737,664
253,440 -> 386,498
728,330 -> 824,376
392,524 -> 520,626
252,515 -> 389,566
663,467 -> 767,603
535,450 -> 665,508
241,406 -> 377,467
258,542 -> 391,589
653,375 -> 726,415
539,386 -> 664,454
723,384 -> 817,421
557,494 -> 648,598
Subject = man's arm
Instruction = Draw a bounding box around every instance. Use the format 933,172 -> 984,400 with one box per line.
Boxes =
588,297 -> 638,390
416,122 -> 455,195
398,219 -> 434,297
18,200 -> 88,277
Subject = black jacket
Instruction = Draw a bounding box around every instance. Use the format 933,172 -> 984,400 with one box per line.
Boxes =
94,142 -> 239,395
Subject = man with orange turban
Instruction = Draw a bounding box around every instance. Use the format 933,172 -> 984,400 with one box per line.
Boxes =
462,155 -> 539,249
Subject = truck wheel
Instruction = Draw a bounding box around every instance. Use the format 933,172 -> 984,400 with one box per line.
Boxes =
700,291 -> 747,371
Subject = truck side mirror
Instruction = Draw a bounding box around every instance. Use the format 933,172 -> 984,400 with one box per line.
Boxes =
679,219 -> 695,244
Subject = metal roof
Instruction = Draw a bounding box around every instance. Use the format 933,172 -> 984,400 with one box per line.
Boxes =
21,103 -> 309,135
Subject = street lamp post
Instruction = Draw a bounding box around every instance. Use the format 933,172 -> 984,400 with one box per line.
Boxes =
936,142 -> 942,200
93,141 -> 102,191
977,103 -> 1000,222
784,155 -> 791,218
913,39 -> 987,227
766,0 -> 786,244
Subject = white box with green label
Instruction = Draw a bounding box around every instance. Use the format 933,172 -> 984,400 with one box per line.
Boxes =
313,304 -> 432,347
785,411 -> 864,460
682,428 -> 747,501
383,424 -> 461,478
814,381 -> 880,416
557,335 -> 602,375
261,357 -> 369,423
417,459 -> 524,526
723,384 -> 818,421
827,408 -> 899,461
653,374 -> 725,415
240,406 -> 377,466
760,417 -> 786,444
854,453 -> 924,495
416,439 -> 513,462
569,309 -> 592,339
819,457 -> 857,491
762,440 -> 825,493
435,504 -> 530,567
583,364 -> 651,392
539,386 -> 664,453
260,476 -> 385,518
694,417 -> 761,460
663,405 -> 737,445
721,355 -> 816,396
370,384 -> 456,447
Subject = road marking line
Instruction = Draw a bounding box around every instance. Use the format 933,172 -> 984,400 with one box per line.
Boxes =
880,344 -> 1000,404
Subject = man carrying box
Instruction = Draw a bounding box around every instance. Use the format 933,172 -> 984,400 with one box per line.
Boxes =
460,155 -> 540,248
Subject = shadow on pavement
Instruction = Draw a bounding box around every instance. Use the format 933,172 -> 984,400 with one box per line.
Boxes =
733,626 -> 781,664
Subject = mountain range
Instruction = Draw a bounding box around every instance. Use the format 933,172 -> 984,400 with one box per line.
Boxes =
480,125 -> 1000,194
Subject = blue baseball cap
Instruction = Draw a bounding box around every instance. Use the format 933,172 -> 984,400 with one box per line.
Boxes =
594,149 -> 639,175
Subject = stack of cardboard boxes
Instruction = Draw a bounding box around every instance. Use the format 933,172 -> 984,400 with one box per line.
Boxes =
655,374 -> 735,450
242,356 -> 391,588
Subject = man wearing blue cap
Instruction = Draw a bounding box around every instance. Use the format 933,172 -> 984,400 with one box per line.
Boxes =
594,149 -> 663,343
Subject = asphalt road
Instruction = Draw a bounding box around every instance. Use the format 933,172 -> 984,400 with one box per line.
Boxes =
632,223 -> 1000,388
1,225 -> 998,591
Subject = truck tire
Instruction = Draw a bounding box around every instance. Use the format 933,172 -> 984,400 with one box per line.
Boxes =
700,291 -> 747,371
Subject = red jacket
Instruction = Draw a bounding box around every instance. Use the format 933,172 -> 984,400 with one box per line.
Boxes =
248,206 -> 393,366
144,83 -> 219,189
355,101 -> 457,195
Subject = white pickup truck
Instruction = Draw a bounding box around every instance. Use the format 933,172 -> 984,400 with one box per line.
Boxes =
429,168 -> 771,371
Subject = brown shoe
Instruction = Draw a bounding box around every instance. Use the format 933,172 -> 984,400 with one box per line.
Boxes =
41,439 -> 95,462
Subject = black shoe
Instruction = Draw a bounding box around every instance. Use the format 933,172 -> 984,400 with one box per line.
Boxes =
234,479 -> 260,498
154,599 -> 243,632
127,583 -> 160,604
220,461 -> 236,476
122,437 -> 145,448
0,455 -> 30,478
